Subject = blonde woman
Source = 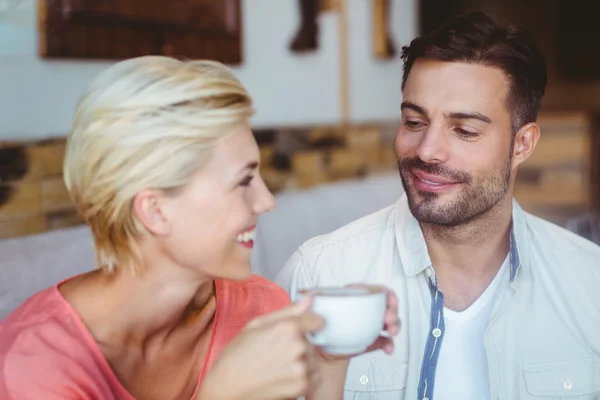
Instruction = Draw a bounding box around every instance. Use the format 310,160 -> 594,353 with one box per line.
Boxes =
0,57 -> 399,400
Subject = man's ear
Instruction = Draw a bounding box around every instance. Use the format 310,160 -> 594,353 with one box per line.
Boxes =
512,122 -> 540,169
132,189 -> 171,236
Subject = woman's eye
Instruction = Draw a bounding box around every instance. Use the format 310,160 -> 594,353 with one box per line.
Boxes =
240,176 -> 254,187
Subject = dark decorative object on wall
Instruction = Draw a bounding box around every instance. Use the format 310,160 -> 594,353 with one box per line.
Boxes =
289,0 -> 396,59
38,0 -> 243,63
373,0 -> 396,59
290,0 -> 320,52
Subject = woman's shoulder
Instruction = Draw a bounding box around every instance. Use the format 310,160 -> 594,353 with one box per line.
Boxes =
241,274 -> 290,303
0,286 -> 91,396
1,283 -> 91,362
219,275 -> 290,314
242,274 -> 288,294
0,283 -> 130,399
1,285 -> 65,335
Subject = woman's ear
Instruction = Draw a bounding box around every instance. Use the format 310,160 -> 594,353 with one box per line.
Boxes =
132,189 -> 171,236
512,122 -> 540,169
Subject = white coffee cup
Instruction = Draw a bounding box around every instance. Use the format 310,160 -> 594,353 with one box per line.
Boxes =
298,286 -> 386,355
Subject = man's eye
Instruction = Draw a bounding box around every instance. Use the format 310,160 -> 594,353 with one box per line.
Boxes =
455,128 -> 479,138
404,120 -> 426,130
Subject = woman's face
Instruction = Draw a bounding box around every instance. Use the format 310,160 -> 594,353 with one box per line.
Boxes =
153,125 -> 275,281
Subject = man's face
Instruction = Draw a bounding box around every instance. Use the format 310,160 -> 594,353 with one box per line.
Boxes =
396,59 -> 516,226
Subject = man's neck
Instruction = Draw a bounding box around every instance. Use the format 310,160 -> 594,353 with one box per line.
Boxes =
421,197 -> 513,310
422,197 -> 512,273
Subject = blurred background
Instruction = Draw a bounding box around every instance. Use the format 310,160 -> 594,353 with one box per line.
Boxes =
0,0 -> 598,307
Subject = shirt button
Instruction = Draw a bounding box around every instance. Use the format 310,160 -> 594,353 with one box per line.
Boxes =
432,328 -> 442,338
359,375 -> 369,385
563,380 -> 573,390
425,268 -> 433,277
423,397 -> 430,400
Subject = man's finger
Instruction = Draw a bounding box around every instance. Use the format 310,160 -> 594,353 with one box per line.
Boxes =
384,313 -> 401,336
366,336 -> 395,355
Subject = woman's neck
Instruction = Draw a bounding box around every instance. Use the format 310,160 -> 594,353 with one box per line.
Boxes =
60,263 -> 217,349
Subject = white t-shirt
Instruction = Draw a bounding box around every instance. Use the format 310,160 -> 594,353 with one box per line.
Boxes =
433,256 -> 510,400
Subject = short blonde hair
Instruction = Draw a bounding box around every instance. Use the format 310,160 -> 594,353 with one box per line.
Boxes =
63,56 -> 254,273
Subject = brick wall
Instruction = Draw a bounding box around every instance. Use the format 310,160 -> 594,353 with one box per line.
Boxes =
0,112 -> 595,239
0,140 -> 83,239
0,123 -> 398,239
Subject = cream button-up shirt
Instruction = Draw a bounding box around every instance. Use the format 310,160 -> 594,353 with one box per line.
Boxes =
275,194 -> 600,399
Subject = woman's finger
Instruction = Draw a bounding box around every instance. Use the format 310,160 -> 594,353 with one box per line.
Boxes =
247,295 -> 313,328
384,312 -> 401,336
296,311 -> 325,334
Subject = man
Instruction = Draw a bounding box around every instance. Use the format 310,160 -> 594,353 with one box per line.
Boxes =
276,11 -> 600,400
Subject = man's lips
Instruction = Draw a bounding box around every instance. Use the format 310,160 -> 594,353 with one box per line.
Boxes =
411,169 -> 461,192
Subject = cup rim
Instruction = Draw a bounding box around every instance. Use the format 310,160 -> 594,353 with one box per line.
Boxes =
298,286 -> 386,297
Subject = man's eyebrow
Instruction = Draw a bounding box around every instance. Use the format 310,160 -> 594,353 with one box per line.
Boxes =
401,101 -> 427,116
446,111 -> 492,124
402,101 -> 492,124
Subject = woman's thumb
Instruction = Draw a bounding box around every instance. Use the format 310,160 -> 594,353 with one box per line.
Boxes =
280,294 -> 312,317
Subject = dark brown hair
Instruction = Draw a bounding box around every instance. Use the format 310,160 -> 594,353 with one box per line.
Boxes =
401,12 -> 547,133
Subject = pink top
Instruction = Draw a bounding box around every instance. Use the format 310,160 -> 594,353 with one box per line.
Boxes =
0,275 -> 289,399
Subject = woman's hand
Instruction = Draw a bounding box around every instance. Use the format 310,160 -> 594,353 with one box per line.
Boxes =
320,284 -> 400,360
197,296 -> 324,400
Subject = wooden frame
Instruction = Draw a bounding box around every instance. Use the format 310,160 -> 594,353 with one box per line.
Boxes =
37,0 -> 243,63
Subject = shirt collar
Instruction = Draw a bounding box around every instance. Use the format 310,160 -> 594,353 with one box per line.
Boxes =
394,194 -> 528,281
